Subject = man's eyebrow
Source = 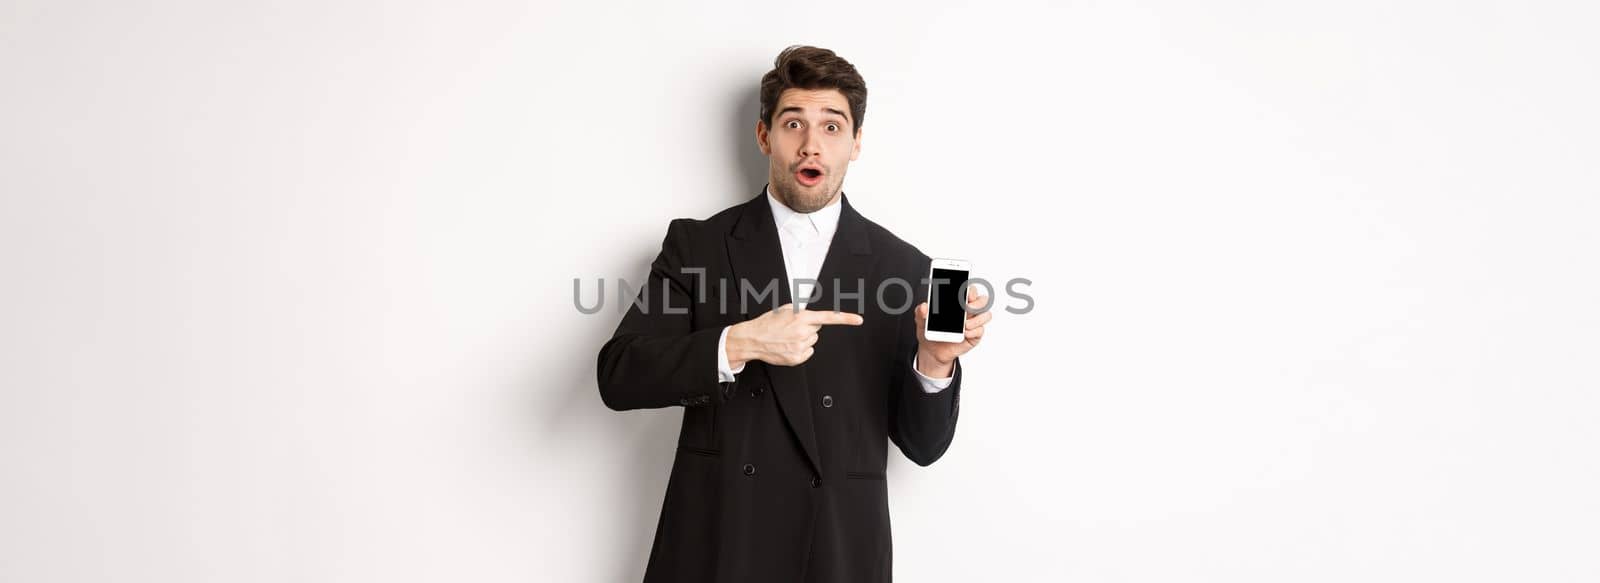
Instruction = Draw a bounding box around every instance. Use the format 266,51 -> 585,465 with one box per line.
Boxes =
776,106 -> 851,122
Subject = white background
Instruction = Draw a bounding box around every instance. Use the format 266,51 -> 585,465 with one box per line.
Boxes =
3,1 -> 1598,581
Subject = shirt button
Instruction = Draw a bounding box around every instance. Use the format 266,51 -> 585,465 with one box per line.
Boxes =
743,463 -> 756,476
821,395 -> 834,408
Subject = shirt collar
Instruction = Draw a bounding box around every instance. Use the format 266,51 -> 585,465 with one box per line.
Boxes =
765,184 -> 843,240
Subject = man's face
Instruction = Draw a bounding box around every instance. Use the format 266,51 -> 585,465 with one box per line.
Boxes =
757,88 -> 862,213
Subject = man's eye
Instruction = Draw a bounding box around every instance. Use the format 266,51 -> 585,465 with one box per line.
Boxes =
786,120 -> 801,129
826,123 -> 839,132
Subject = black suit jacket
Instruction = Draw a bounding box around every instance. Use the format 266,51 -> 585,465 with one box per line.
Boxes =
596,189 -> 962,582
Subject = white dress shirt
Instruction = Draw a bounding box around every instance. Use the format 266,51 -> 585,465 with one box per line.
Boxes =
715,187 -> 954,393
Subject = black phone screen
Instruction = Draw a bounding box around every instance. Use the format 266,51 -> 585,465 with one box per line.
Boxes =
928,267 -> 970,334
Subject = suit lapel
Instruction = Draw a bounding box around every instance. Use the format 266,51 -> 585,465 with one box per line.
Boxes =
723,188 -> 875,478
725,191 -> 816,476
806,192 -> 876,313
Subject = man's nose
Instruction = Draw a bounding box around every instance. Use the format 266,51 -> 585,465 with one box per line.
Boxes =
799,127 -> 824,157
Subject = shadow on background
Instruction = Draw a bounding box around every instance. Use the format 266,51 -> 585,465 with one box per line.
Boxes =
729,82 -> 770,205
532,81 -> 769,581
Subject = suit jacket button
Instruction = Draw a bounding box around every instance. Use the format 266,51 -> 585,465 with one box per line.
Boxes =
810,477 -> 821,488
743,463 -> 756,476
750,384 -> 764,397
678,397 -> 690,406
821,395 -> 834,408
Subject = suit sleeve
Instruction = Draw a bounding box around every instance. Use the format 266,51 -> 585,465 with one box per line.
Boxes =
888,252 -> 962,466
595,219 -> 728,411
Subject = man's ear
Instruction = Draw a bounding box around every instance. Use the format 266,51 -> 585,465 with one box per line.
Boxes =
755,120 -> 771,156
850,127 -> 862,161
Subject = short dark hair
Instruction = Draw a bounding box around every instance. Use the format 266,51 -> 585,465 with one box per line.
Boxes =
759,45 -> 867,135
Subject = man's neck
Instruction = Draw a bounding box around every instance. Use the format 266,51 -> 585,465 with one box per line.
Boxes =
765,187 -> 840,215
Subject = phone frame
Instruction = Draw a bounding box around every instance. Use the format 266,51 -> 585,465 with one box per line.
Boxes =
923,258 -> 972,343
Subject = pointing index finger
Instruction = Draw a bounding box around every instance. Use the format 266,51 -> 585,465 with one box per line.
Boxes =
804,309 -> 865,326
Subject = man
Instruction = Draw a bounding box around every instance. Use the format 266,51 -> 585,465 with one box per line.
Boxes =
596,45 -> 991,582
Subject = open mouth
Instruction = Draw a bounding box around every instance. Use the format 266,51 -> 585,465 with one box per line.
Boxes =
796,167 -> 824,186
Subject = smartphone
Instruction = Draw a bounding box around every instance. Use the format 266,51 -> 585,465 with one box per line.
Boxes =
923,258 -> 971,343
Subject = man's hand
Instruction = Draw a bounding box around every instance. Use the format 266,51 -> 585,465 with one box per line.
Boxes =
727,303 -> 865,368
913,286 -> 991,378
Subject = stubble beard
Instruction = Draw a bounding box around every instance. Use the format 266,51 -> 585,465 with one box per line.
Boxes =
771,169 -> 843,214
